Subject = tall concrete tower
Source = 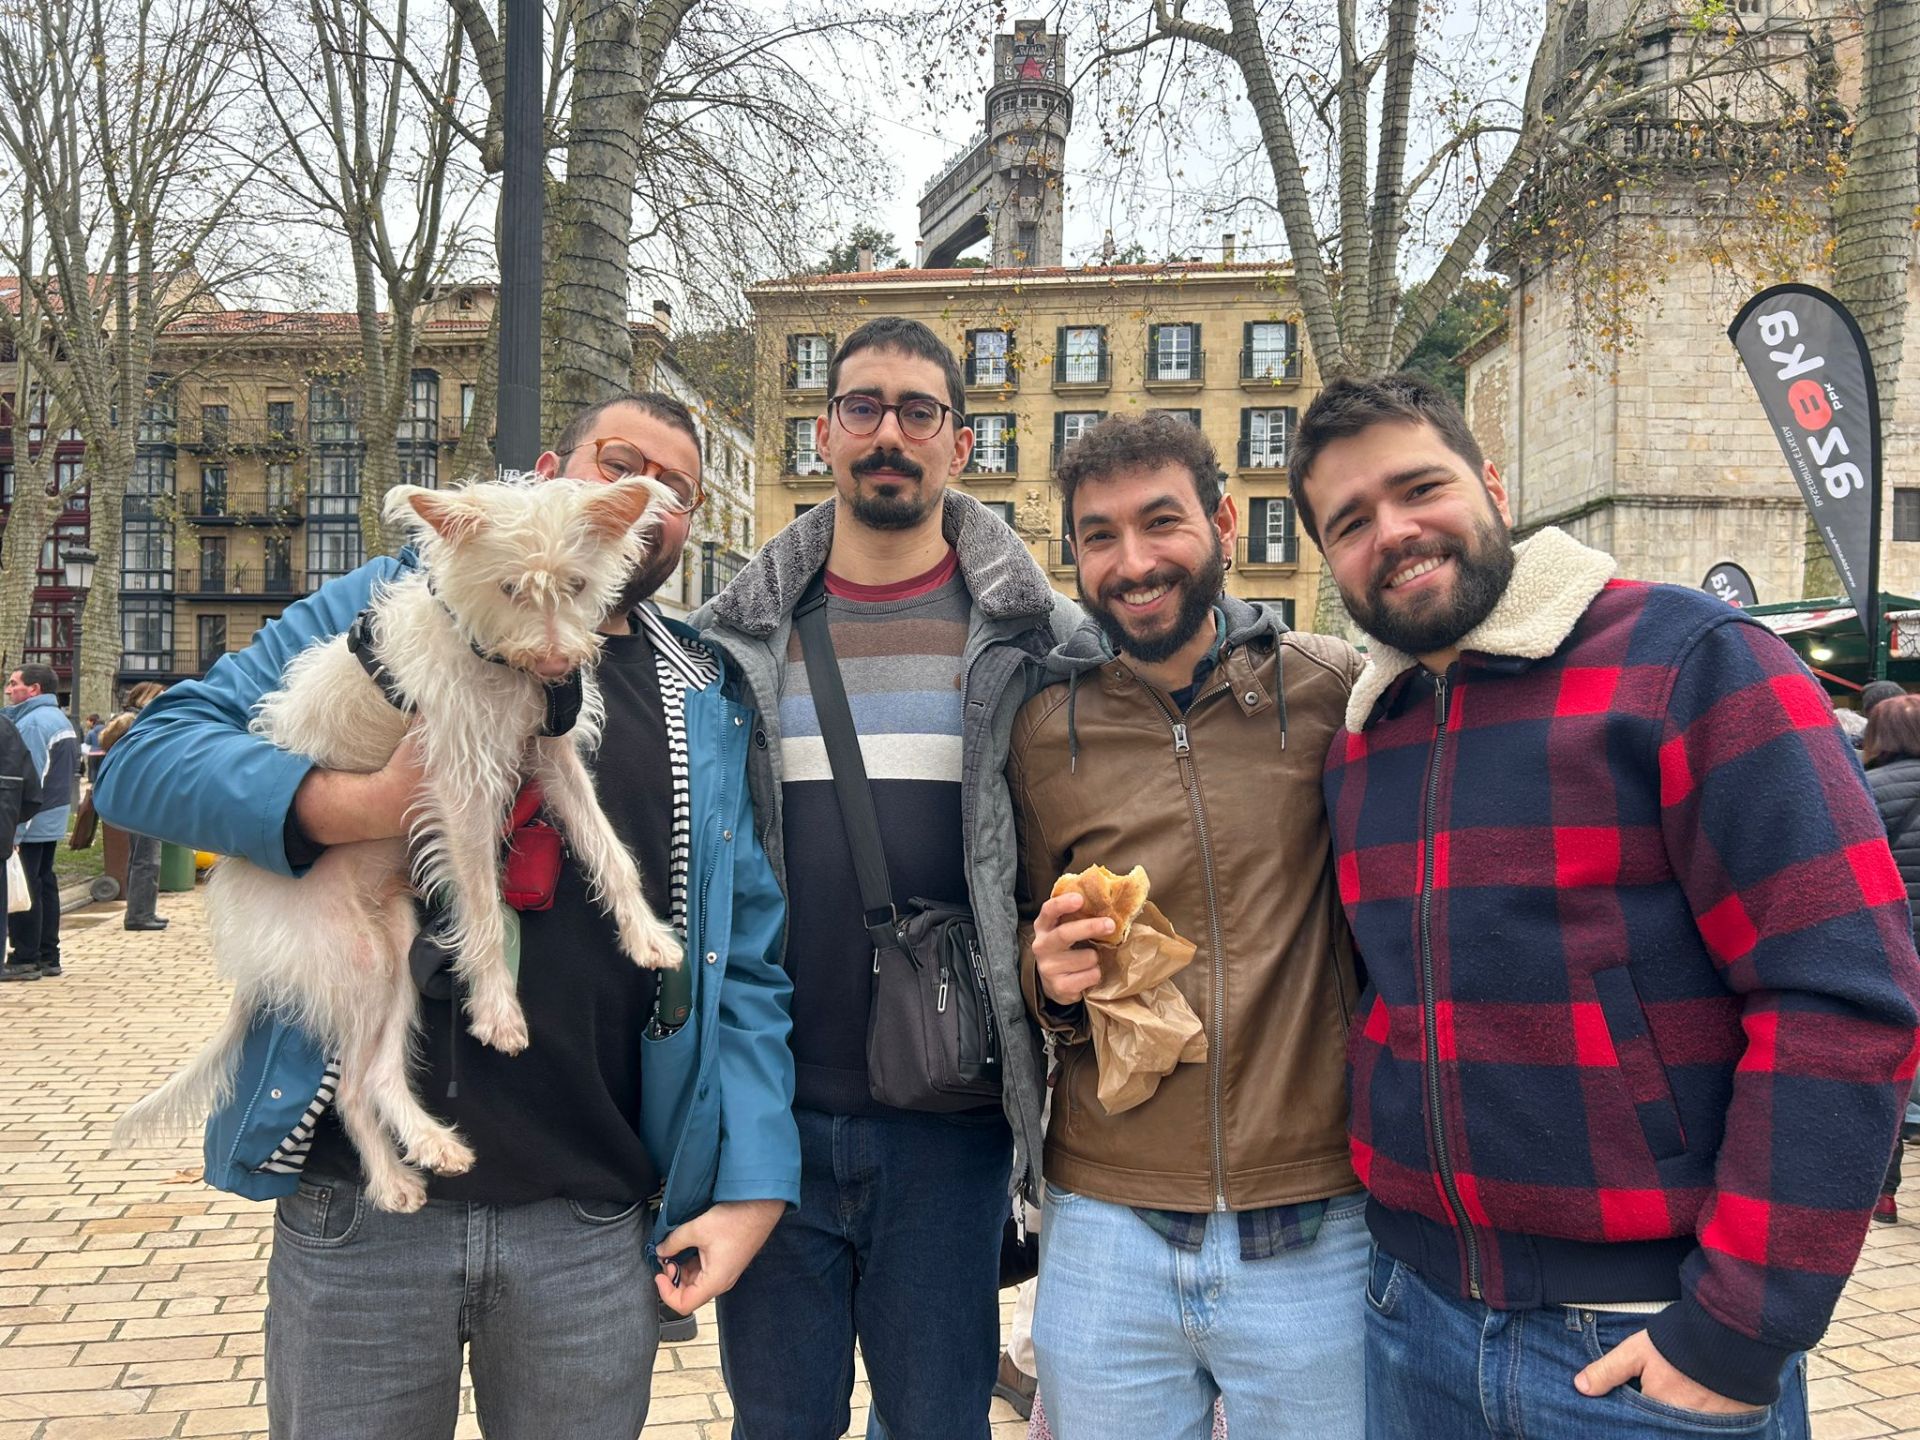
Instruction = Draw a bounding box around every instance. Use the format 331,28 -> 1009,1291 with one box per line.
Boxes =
918,21 -> 1072,269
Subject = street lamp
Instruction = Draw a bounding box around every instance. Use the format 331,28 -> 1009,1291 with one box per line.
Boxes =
61,546 -> 98,728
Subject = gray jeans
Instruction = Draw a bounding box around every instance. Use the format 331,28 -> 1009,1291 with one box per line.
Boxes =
125,832 -> 160,923
266,1174 -> 660,1440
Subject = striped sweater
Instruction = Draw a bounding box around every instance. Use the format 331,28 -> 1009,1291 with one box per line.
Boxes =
778,554 -> 973,1115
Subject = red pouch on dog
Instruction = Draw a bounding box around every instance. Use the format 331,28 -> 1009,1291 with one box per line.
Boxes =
501,780 -> 562,912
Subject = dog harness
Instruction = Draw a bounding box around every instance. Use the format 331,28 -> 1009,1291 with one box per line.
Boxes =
345,604 -> 584,737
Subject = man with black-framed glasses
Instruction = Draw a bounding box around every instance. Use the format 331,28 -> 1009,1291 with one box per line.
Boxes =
698,316 -> 1079,1440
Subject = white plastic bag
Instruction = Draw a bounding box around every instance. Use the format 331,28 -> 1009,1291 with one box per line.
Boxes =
6,850 -> 28,912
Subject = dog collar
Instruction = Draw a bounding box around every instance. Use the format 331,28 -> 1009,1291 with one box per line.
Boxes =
347,604 -> 583,738
467,642 -> 584,738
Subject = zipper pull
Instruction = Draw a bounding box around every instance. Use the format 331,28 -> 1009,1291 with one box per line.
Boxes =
937,967 -> 950,1013
1433,673 -> 1450,729
1171,722 -> 1190,756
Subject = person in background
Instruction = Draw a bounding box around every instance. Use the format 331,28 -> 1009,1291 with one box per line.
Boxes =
0,710 -> 43,960
1,665 -> 75,981
1864,692 -> 1920,1221
99,682 -> 169,931
1861,682 -> 1920,1149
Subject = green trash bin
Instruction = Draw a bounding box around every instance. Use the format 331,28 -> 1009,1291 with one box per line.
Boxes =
159,841 -> 196,892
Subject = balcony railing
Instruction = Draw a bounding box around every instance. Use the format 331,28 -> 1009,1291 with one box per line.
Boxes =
178,420 -> 305,452
1239,532 -> 1299,567
966,360 -> 1017,391
1048,536 -> 1076,568
1145,350 -> 1206,385
1239,349 -> 1302,384
182,487 -> 304,522
784,449 -> 830,478
177,566 -> 302,596
967,439 -> 1018,476
1236,439 -> 1289,470
1053,350 -> 1110,388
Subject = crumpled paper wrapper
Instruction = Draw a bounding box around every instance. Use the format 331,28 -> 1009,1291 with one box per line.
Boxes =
1083,900 -> 1207,1115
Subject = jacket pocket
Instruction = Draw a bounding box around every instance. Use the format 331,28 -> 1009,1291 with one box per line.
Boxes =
1591,965 -> 1687,1161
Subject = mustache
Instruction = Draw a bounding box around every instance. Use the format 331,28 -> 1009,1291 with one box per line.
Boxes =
1369,536 -> 1463,592
851,448 -> 925,482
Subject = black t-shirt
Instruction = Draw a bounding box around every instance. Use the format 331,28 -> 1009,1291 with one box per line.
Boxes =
306,625 -> 672,1205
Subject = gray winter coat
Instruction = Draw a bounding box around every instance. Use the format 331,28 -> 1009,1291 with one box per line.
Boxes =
694,490 -> 1080,1196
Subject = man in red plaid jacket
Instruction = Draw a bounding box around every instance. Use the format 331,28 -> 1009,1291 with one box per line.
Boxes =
1293,372 -> 1920,1438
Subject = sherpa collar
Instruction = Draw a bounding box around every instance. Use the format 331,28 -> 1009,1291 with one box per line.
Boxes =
706,488 -> 1057,639
1345,526 -> 1616,733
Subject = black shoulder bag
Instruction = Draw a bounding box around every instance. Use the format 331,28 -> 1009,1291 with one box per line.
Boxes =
793,575 -> 1003,1111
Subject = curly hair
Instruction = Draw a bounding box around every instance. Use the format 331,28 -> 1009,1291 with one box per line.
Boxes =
1055,412 -> 1224,535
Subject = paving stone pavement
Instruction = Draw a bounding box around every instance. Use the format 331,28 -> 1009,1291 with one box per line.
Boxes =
1,889 -> 1916,1439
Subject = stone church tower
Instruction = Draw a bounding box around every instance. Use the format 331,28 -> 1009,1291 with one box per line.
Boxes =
917,22 -> 1072,269
1466,1 -> 1920,606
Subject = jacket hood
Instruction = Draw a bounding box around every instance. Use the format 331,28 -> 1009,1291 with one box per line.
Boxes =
705,488 -> 1058,639
1046,592 -> 1285,677
1048,592 -> 1295,768
1345,526 -> 1616,733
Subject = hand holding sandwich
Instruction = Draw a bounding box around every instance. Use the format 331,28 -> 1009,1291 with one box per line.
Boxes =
1032,864 -> 1149,1006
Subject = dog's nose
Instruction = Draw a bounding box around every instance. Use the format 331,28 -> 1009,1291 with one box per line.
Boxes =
531,655 -> 573,680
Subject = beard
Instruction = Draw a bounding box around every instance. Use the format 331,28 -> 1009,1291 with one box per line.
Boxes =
845,448 -> 937,531
1341,512 -> 1515,657
1080,543 -> 1226,668
604,528 -> 683,620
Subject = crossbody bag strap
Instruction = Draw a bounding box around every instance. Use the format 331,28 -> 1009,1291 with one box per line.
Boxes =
793,573 -> 900,956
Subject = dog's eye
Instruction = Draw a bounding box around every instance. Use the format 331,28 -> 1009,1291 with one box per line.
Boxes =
568,576 -> 588,595
499,582 -> 518,598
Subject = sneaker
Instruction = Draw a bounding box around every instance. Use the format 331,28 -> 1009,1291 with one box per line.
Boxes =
38,962 -> 61,977
124,919 -> 169,932
1902,1121 -> 1919,1146
992,1351 -> 1036,1420
1874,1195 -> 1899,1225
0,963 -> 39,981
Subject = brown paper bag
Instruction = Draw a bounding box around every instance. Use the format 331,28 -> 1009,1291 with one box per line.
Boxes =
1083,900 -> 1207,1115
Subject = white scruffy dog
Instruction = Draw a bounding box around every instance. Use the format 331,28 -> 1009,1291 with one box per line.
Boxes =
116,473 -> 684,1211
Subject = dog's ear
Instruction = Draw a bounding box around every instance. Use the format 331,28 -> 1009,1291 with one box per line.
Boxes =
582,477 -> 672,540
388,485 -> 490,543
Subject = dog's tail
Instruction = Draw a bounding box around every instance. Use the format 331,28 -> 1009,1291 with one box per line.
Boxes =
113,996 -> 254,1149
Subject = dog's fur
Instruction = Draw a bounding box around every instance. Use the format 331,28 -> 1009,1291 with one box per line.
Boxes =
115,473 -> 684,1211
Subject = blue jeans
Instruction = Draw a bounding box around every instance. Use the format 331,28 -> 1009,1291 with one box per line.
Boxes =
1364,1245 -> 1811,1438
265,1174 -> 659,1439
718,1106 -> 1013,1440
1032,1184 -> 1368,1440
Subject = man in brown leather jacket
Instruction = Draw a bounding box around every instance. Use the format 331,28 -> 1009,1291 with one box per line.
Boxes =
1009,412 -> 1367,1439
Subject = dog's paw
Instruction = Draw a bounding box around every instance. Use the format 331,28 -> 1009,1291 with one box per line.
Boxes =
368,1171 -> 429,1214
467,1004 -> 530,1056
410,1131 -> 476,1177
623,921 -> 682,971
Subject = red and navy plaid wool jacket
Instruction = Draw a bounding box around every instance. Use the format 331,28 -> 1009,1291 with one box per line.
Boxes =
1324,528 -> 1920,1406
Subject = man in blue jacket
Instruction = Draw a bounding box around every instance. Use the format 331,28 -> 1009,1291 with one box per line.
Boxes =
95,392 -> 799,1440
3,664 -> 75,980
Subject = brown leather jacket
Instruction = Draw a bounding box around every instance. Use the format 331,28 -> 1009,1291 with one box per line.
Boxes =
1010,598 -> 1364,1212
